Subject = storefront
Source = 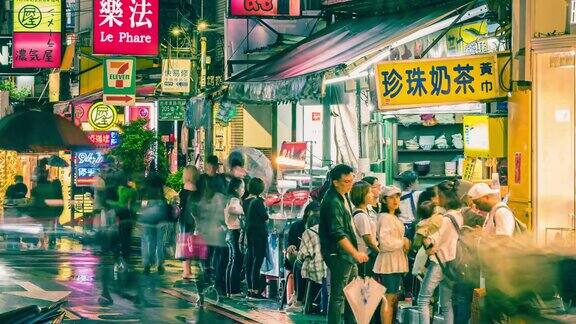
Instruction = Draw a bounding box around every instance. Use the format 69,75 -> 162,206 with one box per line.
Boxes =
529,36 -> 576,244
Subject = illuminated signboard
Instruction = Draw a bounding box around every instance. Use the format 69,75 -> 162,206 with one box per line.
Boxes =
229,0 -> 300,17
93,0 -> 159,55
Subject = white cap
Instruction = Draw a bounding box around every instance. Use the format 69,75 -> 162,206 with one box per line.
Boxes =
381,185 -> 401,197
467,183 -> 500,200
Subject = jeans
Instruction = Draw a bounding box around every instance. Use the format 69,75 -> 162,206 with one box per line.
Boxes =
453,282 -> 474,324
226,229 -> 243,294
141,222 -> 168,267
245,233 -> 267,292
294,261 -> 306,302
417,262 -> 453,324
325,255 -> 358,324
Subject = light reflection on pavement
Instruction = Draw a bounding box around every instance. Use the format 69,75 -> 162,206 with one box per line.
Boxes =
0,236 -> 238,323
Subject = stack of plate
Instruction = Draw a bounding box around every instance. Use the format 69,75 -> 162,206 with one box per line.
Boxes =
445,161 -> 457,176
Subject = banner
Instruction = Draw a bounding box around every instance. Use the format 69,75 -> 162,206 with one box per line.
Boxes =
161,59 -> 191,94
277,141 -> 307,170
230,0 -> 300,17
375,54 -> 502,109
93,0 -> 159,55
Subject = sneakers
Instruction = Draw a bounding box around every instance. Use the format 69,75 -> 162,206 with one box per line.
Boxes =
98,295 -> 113,306
229,292 -> 244,299
285,304 -> 303,313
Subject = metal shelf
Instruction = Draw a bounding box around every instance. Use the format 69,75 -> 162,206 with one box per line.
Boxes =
394,175 -> 462,180
398,149 -> 464,153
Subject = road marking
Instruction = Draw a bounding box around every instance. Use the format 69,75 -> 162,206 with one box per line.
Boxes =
4,281 -> 71,302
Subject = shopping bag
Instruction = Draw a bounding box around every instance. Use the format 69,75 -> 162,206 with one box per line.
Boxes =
343,276 -> 386,324
175,229 -> 208,261
412,247 -> 429,276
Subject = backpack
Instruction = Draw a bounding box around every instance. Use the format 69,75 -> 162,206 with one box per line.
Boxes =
493,205 -> 528,236
437,213 -> 479,284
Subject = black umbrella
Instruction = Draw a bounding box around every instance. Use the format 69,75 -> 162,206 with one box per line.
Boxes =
0,110 -> 94,153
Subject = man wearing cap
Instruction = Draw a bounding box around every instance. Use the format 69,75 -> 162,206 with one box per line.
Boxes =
467,183 -> 515,237
319,164 -> 369,324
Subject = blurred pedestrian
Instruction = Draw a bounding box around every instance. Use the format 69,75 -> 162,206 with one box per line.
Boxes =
197,155 -> 228,288
319,164 -> 368,324
138,173 -> 169,275
107,171 -> 137,272
419,181 -> 463,324
177,165 -> 202,279
374,186 -> 409,324
5,175 -> 27,200
243,177 -> 269,300
224,177 -> 245,297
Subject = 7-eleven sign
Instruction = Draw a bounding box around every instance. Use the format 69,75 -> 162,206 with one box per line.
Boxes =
103,57 -> 136,106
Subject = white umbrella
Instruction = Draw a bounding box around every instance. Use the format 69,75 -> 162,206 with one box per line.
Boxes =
344,276 -> 387,324
229,147 -> 274,190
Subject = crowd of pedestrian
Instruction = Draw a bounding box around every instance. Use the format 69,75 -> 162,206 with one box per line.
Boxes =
315,164 -> 530,324
88,155 -> 544,323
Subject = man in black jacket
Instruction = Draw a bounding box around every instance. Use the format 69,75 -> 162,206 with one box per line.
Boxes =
319,164 -> 369,324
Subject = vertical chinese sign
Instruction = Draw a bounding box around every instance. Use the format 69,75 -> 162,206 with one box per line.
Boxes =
93,0 -> 159,55
12,0 -> 62,68
375,54 -> 501,109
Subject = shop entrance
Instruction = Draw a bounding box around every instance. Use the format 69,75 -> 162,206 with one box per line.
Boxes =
533,48 -> 576,244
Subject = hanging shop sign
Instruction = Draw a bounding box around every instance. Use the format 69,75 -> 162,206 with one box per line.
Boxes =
12,0 -> 62,69
86,131 -> 120,148
158,99 -> 186,121
161,59 -> 191,94
12,32 -> 62,68
277,141 -> 307,170
126,102 -> 155,129
13,0 -> 62,32
88,102 -> 118,131
375,54 -> 501,109
49,72 -> 60,102
93,0 -> 159,55
0,36 -> 37,75
103,57 -> 136,106
229,0 -> 301,17
74,150 -> 105,186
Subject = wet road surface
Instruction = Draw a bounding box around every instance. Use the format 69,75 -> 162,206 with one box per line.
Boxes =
0,238 -> 239,323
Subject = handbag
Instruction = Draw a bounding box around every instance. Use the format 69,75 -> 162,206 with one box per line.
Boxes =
175,222 -> 208,260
